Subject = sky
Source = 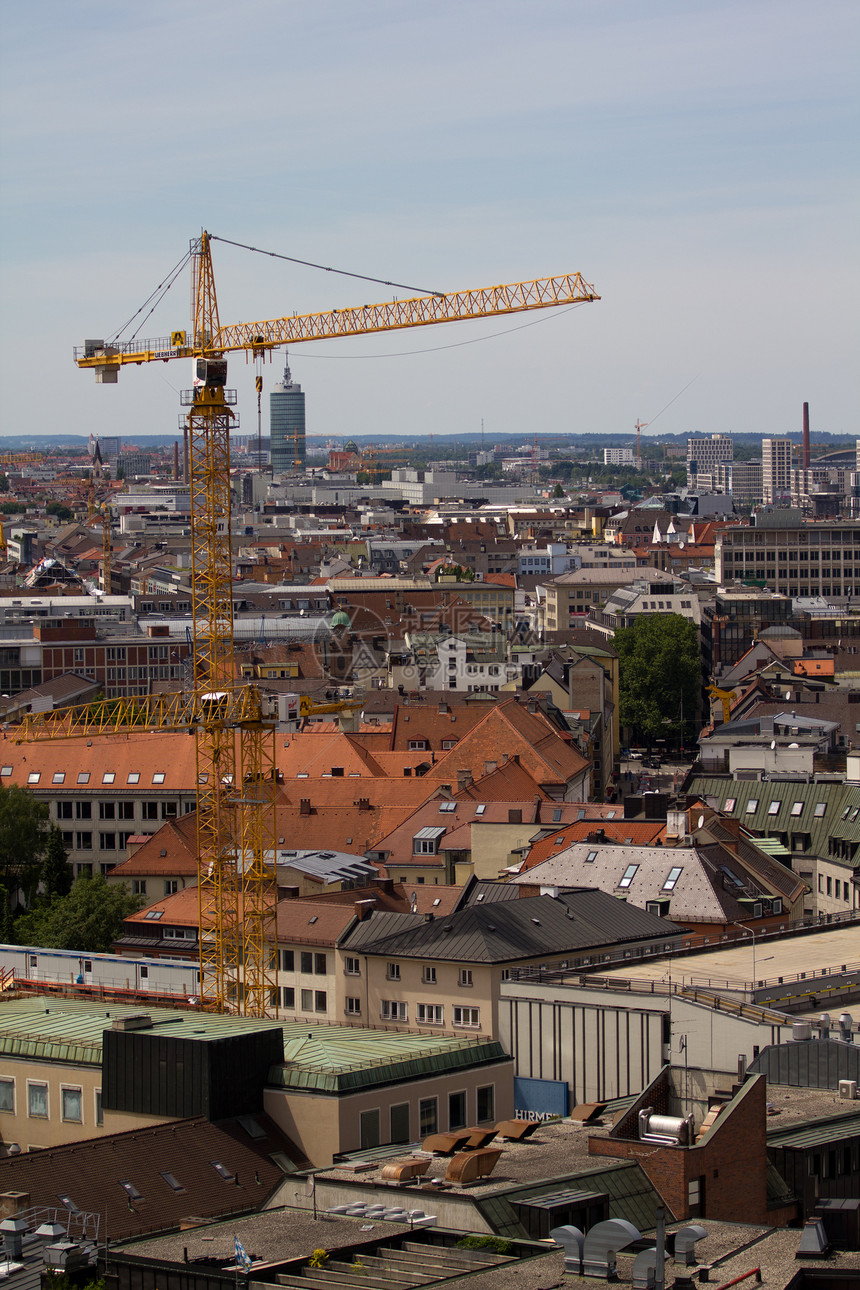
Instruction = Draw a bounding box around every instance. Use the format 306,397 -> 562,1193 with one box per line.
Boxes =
0,0 -> 857,448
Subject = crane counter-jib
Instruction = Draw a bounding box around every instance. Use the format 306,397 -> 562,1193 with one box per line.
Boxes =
74,272 -> 599,372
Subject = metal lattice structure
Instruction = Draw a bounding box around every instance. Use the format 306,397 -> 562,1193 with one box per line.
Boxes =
67,230 -> 599,1016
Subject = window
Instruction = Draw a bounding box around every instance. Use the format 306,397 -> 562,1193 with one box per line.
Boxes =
118,801 -> 134,820
127,772 -> 140,784
0,1078 -> 13,1113
663,867 -> 683,892
448,1090 -> 467,1130
345,956 -> 360,976
102,772 -> 116,785
95,1089 -> 103,1127
413,837 -> 438,855
77,772 -> 90,784
791,801 -> 804,817
453,1005 -> 480,1028
281,986 -> 295,1008
143,801 -> 159,820
746,799 -> 759,814
300,952 -> 313,974
27,1082 -> 48,1118
458,968 -> 473,987
27,772 -> 41,784
100,833 -> 116,850
160,1171 -> 185,1193
768,800 -> 781,816
57,802 -> 73,819
61,1087 -> 83,1123
381,1000 -> 407,1021
814,802 -> 827,818
725,798 -> 736,814
132,880 -> 147,896
76,833 -> 92,850
387,962 -> 401,981
315,990 -> 327,1012
280,950 -> 294,972
586,850 -> 597,863
164,880 -> 178,896
419,1097 -> 438,1136
152,773 -> 166,784
345,996 -> 361,1016
417,1003 -> 443,1025
422,966 -> 437,984
300,989 -> 313,1010
477,1085 -> 495,1122
52,772 -> 65,784
314,953 -> 327,975
619,864 -> 638,889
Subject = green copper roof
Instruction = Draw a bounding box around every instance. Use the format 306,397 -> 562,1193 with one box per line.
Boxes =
270,1023 -> 508,1094
0,997 -> 507,1093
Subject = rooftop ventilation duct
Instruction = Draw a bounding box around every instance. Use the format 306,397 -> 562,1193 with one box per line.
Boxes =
549,1224 -> 584,1274
583,1219 -> 641,1279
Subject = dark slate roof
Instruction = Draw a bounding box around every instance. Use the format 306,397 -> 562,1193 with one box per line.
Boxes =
454,878 -> 524,909
0,1114 -> 307,1242
341,889 -> 681,964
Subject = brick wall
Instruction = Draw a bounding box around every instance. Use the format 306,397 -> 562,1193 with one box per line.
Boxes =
589,1074 -> 768,1224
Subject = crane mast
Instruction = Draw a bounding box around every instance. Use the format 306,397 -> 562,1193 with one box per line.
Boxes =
71,231 -> 599,1016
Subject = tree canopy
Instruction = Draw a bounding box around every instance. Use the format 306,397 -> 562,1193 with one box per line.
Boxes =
615,613 -> 701,746
0,783 -> 50,911
14,872 -> 141,952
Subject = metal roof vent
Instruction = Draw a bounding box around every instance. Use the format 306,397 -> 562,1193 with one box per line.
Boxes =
549,1224 -> 584,1275
583,1219 -> 641,1279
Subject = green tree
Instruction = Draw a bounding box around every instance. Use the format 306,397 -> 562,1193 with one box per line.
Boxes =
552,483 -> 565,498
615,614 -> 701,747
46,501 -> 73,523
14,872 -> 141,952
43,826 -> 73,899
0,784 -> 50,911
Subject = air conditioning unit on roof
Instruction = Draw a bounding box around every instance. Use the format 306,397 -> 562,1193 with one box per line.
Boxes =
838,1080 -> 857,1100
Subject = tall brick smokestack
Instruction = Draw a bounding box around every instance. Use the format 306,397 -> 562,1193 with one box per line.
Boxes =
803,402 -> 810,469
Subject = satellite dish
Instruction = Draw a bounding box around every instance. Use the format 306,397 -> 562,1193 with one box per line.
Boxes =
697,814 -> 704,829
785,691 -> 791,700
770,740 -> 776,750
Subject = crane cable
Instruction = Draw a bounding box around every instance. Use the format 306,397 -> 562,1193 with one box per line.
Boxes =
210,235 -> 445,298
109,248 -> 193,345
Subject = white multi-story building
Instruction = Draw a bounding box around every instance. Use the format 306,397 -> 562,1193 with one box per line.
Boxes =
603,447 -> 635,466
762,438 -> 792,505
686,435 -> 734,489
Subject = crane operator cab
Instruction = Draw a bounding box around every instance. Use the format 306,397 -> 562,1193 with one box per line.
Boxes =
193,357 -> 228,392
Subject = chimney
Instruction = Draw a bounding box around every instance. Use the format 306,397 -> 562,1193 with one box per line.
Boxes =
356,797 -> 371,812
457,769 -> 473,790
802,401 -> 810,469
354,899 -> 376,921
484,760 -> 497,775
299,798 -> 312,816
534,797 -> 542,824
0,1193 -> 30,1221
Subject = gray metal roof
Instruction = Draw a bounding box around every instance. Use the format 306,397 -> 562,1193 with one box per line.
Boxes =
275,849 -> 378,882
341,889 -> 681,964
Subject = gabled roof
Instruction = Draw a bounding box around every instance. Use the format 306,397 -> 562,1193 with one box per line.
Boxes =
341,889 -> 681,964
107,816 -> 198,877
0,1114 -> 306,1242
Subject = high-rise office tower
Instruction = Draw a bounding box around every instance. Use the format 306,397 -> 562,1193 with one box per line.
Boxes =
270,355 -> 306,473
762,438 -> 792,504
686,435 -> 733,489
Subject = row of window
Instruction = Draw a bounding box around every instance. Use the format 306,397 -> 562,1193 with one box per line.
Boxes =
819,875 -> 854,902
379,1000 -> 480,1027
724,797 -> 829,819
0,1077 -> 102,1126
5,769 -> 170,786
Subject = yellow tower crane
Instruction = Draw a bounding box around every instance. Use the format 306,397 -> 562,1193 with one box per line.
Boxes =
706,684 -> 737,725
60,232 -> 600,1016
